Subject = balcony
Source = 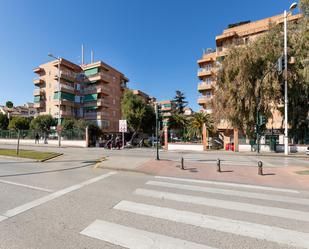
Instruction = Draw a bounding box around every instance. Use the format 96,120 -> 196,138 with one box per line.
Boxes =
198,82 -> 213,92
54,83 -> 75,94
197,68 -> 214,77
33,101 -> 44,108
82,85 -> 110,95
53,99 -> 75,107
33,88 -> 44,96
33,78 -> 44,85
97,98 -> 109,107
54,71 -> 78,83
53,110 -> 75,118
84,112 -> 99,120
86,72 -> 116,84
197,96 -> 213,105
33,67 -> 44,74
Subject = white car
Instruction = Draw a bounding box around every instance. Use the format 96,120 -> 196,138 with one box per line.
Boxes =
306,146 -> 309,156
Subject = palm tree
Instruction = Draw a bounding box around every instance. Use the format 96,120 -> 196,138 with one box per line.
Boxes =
187,112 -> 213,141
169,113 -> 188,141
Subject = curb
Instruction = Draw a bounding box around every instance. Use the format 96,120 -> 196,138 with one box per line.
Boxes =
40,153 -> 63,162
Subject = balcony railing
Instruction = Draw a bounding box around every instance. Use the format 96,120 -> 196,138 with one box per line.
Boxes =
54,83 -> 75,92
198,82 -> 213,91
82,85 -> 110,94
197,96 -> 213,104
86,72 -> 117,83
197,68 -> 214,76
33,78 -> 44,85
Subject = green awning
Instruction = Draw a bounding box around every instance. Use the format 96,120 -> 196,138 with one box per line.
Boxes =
84,93 -> 98,102
84,67 -> 99,76
84,106 -> 98,110
34,96 -> 41,103
54,91 -> 75,102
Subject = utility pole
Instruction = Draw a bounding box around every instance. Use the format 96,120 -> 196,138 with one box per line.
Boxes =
155,103 -> 159,160
284,10 -> 289,155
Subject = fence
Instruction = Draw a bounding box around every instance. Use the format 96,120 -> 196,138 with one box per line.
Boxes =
0,129 -> 86,141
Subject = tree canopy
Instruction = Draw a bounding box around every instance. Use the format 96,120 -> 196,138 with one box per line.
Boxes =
8,116 -> 30,130
0,113 -> 9,130
214,4 -> 309,141
121,90 -> 155,140
5,101 -> 13,108
173,90 -> 188,114
30,115 -> 56,133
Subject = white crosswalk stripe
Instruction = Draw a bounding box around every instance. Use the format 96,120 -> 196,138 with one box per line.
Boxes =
81,220 -> 217,249
155,176 -> 299,193
146,180 -> 309,206
134,188 -> 309,222
114,200 -> 309,248
81,175 -> 309,249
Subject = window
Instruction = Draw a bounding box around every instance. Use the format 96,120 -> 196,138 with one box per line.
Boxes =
113,99 -> 116,105
113,110 -> 116,117
49,96 -> 51,101
206,92 -> 212,98
205,78 -> 211,84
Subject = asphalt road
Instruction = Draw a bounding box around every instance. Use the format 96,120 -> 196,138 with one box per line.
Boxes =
0,148 -> 308,249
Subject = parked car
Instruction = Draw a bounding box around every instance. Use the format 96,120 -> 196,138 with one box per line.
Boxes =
306,146 -> 309,156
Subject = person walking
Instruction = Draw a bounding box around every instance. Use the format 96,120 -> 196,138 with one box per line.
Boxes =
35,133 -> 40,144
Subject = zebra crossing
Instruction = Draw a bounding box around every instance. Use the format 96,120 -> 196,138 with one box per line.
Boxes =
80,175 -> 309,249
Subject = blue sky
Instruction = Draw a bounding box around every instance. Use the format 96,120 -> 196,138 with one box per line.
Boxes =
0,0 -> 297,111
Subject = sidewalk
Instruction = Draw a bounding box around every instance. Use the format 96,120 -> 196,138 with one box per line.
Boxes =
168,149 -> 309,158
135,159 -> 309,191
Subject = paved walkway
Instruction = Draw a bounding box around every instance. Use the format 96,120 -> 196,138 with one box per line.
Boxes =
135,159 -> 309,191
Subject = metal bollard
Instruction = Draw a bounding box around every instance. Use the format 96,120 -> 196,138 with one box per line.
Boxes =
217,158 -> 221,172
181,157 -> 184,170
258,161 -> 263,175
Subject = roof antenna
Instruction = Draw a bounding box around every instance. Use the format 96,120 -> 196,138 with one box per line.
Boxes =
91,49 -> 94,63
81,44 -> 84,65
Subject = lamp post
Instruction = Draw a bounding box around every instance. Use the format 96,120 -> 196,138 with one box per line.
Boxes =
155,103 -> 160,160
48,53 -> 61,147
283,2 -> 297,155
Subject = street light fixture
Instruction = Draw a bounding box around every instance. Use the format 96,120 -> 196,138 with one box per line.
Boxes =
283,2 -> 297,155
48,53 -> 61,147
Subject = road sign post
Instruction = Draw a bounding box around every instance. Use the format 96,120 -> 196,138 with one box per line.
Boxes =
119,120 -> 127,149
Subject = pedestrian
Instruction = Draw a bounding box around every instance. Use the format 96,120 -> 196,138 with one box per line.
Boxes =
35,133 -> 40,144
116,136 -> 121,150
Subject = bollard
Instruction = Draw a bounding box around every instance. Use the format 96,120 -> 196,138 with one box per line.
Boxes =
181,157 -> 184,170
217,158 -> 221,172
258,161 -> 263,175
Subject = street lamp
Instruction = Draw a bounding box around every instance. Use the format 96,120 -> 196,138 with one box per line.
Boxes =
48,53 -> 61,147
283,2 -> 297,155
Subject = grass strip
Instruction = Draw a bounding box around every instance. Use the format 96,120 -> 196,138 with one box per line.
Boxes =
0,149 -> 61,161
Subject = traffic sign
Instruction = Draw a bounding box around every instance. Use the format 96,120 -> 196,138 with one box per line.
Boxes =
119,120 -> 127,133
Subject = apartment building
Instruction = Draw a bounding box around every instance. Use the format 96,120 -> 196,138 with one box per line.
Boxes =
0,103 -> 37,118
33,58 -> 128,133
197,13 -> 301,144
131,89 -> 156,105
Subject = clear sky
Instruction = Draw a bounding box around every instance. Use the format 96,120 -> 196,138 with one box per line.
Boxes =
0,0 -> 297,111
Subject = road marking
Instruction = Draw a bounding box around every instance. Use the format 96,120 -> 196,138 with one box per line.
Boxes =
147,181 -> 309,206
1,172 -> 116,219
81,219 -> 216,249
135,188 -> 309,222
154,176 -> 299,194
114,201 -> 309,249
0,180 -> 53,193
0,215 -> 7,222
